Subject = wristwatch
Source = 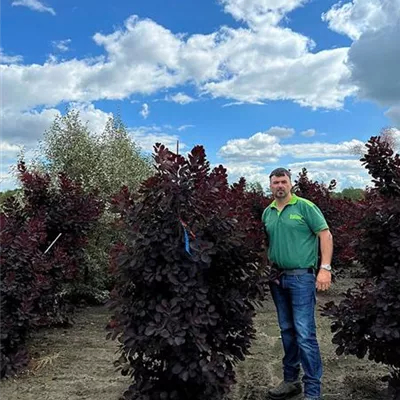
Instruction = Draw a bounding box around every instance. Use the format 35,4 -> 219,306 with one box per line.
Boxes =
320,264 -> 332,271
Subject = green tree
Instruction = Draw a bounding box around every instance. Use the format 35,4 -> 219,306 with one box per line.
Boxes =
0,189 -> 21,205
38,110 -> 152,198
246,181 -> 265,195
34,109 -> 153,303
333,187 -> 365,201
100,116 -> 152,196
341,187 -> 365,201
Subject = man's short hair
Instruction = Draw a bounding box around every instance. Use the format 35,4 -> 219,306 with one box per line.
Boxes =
269,167 -> 291,179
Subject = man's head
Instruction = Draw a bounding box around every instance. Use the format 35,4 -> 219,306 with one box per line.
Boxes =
269,168 -> 292,200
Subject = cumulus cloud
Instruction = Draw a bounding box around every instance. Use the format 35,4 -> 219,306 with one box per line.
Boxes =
1,103 -> 112,147
217,126 -> 296,164
202,29 -> 354,109
288,159 -> 371,190
324,0 -> 400,109
386,106 -> 400,127
220,157 -> 374,190
52,39 -> 71,52
12,0 -> 56,15
0,169 -> 18,191
322,0 -> 397,40
129,126 -> 185,152
166,92 -> 196,104
177,124 -> 195,131
218,132 -> 282,163
0,142 -> 22,153
2,14 -> 355,113
223,162 -> 270,187
0,48 -> 23,64
69,102 -> 113,134
289,159 -> 364,173
382,127 -> 400,151
265,126 -> 295,138
1,108 -> 61,145
218,130 -> 364,162
284,139 -> 365,158
140,103 -> 150,119
301,129 -> 316,137
219,0 -> 308,27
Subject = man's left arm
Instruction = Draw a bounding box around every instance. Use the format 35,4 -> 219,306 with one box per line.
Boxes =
317,229 -> 333,291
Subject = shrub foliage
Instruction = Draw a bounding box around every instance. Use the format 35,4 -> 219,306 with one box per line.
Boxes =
0,162 -> 102,378
293,168 -> 362,273
323,136 -> 400,396
108,144 -> 268,400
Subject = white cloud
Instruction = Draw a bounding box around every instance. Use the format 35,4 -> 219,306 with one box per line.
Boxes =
221,157 -> 373,190
0,158 -> 23,191
386,106 -> 400,127
177,124 -> 195,131
222,100 -> 265,107
0,48 -> 23,64
289,159 -> 364,172
0,172 -> 18,192
1,103 -> 112,147
2,14 -> 355,113
219,0 -> 308,27
322,0 -> 399,40
301,129 -> 316,137
218,132 -> 282,163
288,159 -> 371,190
203,42 -> 354,109
12,0 -> 56,15
140,103 -> 150,119
2,60 -> 97,111
265,126 -> 295,138
283,139 -> 365,158
223,162 -> 270,187
0,142 -> 22,153
323,0 -> 400,108
224,163 -> 266,175
166,92 -> 196,104
52,39 -> 71,52
322,0 -> 390,40
382,127 -> 400,151
393,129 -> 400,150
1,108 -> 61,145
218,130 -> 364,162
69,102 -> 113,134
129,127 -> 185,153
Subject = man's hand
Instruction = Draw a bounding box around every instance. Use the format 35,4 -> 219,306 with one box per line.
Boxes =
316,269 -> 332,291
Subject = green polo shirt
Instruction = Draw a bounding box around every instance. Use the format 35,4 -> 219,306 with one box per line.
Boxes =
261,194 -> 329,269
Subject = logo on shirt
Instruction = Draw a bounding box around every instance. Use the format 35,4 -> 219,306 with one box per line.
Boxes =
289,214 -> 303,220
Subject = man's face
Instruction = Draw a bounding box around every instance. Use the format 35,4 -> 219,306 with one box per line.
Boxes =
270,174 -> 292,199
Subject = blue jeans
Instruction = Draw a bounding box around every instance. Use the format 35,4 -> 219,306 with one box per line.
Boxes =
270,272 -> 322,399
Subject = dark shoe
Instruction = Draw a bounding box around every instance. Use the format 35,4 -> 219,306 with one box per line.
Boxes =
303,397 -> 321,400
268,380 -> 302,399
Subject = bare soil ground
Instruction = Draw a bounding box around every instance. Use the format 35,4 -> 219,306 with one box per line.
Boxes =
0,279 -> 391,400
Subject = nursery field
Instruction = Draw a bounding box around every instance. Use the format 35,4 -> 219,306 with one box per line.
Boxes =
0,278 -> 390,400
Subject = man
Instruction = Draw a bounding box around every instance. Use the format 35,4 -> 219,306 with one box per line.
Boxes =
262,168 -> 333,400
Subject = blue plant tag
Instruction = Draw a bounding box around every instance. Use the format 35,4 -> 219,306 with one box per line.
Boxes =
184,228 -> 191,254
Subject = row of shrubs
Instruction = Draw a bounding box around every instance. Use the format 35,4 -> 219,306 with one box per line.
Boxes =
0,162 -> 103,378
1,134 -> 399,398
107,137 -> 399,399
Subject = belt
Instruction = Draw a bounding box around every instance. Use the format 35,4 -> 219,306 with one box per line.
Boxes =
279,268 -> 315,275
271,264 -> 315,275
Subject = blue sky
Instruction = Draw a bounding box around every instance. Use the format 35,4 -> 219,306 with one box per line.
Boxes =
1,0 -> 400,191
